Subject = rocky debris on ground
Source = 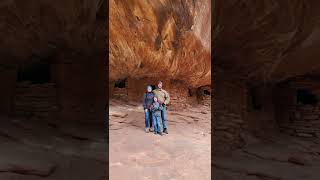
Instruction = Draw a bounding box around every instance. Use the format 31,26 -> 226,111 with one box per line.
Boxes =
109,112 -> 128,118
213,135 -> 320,180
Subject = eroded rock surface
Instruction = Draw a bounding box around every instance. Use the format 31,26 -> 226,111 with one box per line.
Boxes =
109,0 -> 211,87
0,0 -> 106,60
214,0 -> 320,82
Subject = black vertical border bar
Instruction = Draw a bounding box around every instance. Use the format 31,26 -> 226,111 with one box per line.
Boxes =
211,0 -> 216,178
104,0 -> 110,179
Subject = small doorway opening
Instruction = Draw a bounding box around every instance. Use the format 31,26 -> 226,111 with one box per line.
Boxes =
188,88 -> 193,97
248,86 -> 262,111
17,56 -> 50,84
297,89 -> 318,105
114,78 -> 127,88
203,90 -> 211,96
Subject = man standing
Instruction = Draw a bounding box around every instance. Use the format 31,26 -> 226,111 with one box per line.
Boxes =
153,81 -> 170,134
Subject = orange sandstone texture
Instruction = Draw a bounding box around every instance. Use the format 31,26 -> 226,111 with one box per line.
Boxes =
109,0 -> 211,88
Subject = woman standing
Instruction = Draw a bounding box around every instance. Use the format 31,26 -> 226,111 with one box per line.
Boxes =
143,85 -> 154,132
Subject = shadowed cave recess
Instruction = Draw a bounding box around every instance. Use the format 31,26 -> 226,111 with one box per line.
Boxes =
213,1 -> 320,179
0,0 -> 107,179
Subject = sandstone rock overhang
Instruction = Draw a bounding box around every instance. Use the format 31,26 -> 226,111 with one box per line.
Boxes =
109,0 -> 211,88
214,0 -> 320,83
0,0 -> 106,63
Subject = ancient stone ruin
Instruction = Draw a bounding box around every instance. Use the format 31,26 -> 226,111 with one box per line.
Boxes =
0,0 -> 107,123
214,1 -> 320,179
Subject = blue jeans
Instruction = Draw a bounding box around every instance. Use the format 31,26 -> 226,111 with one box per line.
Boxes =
153,115 -> 161,133
144,109 -> 152,128
161,106 -> 167,129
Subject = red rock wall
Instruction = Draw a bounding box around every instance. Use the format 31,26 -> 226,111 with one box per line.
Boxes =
128,78 -> 198,108
213,68 -> 247,153
214,68 -> 279,154
112,87 -> 128,101
244,85 -> 279,138
51,55 -> 105,123
109,0 -> 211,87
197,85 -> 211,106
109,77 -> 205,109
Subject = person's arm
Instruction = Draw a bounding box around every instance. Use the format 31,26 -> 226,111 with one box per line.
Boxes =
150,104 -> 155,112
153,103 -> 157,110
163,90 -> 170,105
143,93 -> 147,109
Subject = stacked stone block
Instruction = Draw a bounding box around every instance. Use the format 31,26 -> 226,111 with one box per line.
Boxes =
13,82 -> 59,120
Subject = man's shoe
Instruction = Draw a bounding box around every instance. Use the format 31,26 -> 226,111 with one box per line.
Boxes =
149,128 -> 153,132
159,132 -> 163,136
163,128 -> 168,134
145,128 -> 149,133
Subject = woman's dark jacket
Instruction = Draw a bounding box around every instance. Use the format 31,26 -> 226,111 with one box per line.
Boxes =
143,92 -> 154,109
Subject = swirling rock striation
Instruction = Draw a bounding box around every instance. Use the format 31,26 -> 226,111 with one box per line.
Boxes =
214,0 -> 320,83
0,0 -> 106,62
109,0 -> 211,87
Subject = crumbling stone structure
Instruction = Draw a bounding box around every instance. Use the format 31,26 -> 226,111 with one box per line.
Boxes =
0,1 -> 107,123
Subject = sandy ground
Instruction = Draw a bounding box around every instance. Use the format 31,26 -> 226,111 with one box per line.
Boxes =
109,99 -> 211,180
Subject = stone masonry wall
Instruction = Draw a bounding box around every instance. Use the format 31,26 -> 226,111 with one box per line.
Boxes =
109,77 -> 200,110
197,85 -> 211,106
112,87 -> 128,100
275,80 -> 320,138
244,84 -> 279,138
213,68 -> 280,154
279,103 -> 320,138
213,68 -> 247,153
51,54 -> 106,123
13,82 -> 59,120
